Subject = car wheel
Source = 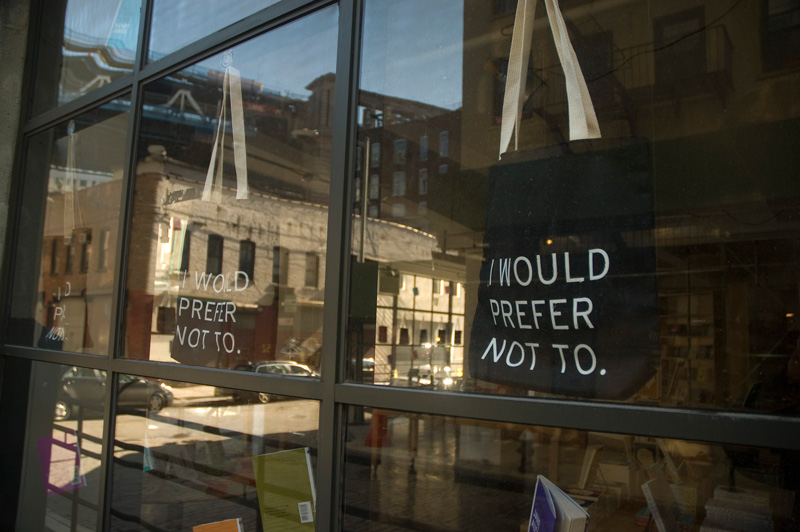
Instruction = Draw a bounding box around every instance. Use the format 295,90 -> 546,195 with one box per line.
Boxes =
55,400 -> 71,421
257,393 -> 272,404
148,394 -> 165,413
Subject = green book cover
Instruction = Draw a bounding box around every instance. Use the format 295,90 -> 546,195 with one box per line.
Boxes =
252,448 -> 316,531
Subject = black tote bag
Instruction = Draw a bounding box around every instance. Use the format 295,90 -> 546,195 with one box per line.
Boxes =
467,0 -> 658,399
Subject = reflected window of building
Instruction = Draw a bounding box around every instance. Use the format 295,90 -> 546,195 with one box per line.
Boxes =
438,164 -> 448,175
370,142 -> 381,168
179,229 -> 191,273
419,134 -> 428,161
78,231 -> 91,273
418,168 -> 428,195
272,246 -> 286,285
763,0 -> 800,71
399,328 -> 409,345
206,234 -> 224,276
393,139 -> 407,164
369,174 -> 380,200
50,239 -> 59,275
239,239 -> 255,283
64,241 -> 73,274
97,228 -> 110,271
392,171 -> 406,197
439,130 -> 448,157
305,252 -> 319,288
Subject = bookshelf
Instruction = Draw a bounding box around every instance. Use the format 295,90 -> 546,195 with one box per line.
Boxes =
658,292 -> 718,406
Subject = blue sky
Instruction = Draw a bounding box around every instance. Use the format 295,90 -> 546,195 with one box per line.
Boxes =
66,0 -> 464,109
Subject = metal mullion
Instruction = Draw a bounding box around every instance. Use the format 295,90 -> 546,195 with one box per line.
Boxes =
317,0 -> 363,529
135,0 -> 154,73
98,367 -> 120,532
108,359 -> 323,399
108,58 -> 146,370
97,8 -> 152,519
137,0 -> 334,88
0,0 -> 48,347
334,383 -> 800,451
22,81 -> 136,137
3,346 -> 111,370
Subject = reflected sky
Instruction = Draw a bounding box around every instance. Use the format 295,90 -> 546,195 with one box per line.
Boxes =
194,5 -> 338,100
64,0 -> 139,56
64,0 -> 464,109
361,0 -> 464,109
150,0 -> 280,59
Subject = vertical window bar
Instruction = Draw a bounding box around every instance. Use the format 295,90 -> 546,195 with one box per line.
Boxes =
317,0 -> 363,529
101,1 -> 150,524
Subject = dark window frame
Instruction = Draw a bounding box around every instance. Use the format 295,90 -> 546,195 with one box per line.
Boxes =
206,234 -> 224,276
3,2 -> 799,532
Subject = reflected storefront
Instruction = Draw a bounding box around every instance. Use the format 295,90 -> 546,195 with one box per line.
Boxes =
1,0 -> 800,531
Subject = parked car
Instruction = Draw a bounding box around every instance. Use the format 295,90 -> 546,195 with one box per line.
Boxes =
225,361 -> 319,404
390,364 -> 459,390
55,367 -> 174,421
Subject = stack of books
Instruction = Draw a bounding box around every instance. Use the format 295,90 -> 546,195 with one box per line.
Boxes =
699,486 -> 773,532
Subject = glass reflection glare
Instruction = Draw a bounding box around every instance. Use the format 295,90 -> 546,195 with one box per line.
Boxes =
125,7 -> 339,375
111,379 -> 319,531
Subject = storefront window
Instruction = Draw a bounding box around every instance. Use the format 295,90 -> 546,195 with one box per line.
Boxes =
347,0 -> 800,415
16,361 -> 107,531
30,0 -> 138,116
4,1 -> 800,530
109,375 -> 319,530
7,99 -> 130,355
123,6 -> 338,375
344,408 -> 799,531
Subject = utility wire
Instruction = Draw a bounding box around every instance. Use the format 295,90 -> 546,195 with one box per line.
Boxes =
587,0 -> 744,83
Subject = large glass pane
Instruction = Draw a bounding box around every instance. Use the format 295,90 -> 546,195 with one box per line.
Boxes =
347,0 -> 800,414
344,408 -> 800,530
31,0 -> 139,115
123,6 -> 338,376
17,361 -> 106,531
109,375 -> 319,531
8,98 -> 130,354
148,0 -> 280,62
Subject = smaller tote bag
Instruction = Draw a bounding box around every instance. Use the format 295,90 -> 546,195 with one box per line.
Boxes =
467,0 -> 659,400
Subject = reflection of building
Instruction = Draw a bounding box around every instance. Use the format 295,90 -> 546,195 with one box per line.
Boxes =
122,69 -> 448,372
40,178 -> 122,353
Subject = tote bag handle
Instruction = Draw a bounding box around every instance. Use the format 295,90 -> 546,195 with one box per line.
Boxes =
499,0 -> 600,158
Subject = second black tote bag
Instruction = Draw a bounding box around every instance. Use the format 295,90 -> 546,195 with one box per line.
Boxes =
467,0 -> 659,400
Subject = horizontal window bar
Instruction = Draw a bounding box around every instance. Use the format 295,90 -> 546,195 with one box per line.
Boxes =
335,383 -> 800,451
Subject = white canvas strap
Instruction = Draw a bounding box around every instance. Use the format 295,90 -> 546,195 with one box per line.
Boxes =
499,0 -> 600,158
64,121 -> 78,243
499,0 -> 536,157
203,54 -> 249,201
